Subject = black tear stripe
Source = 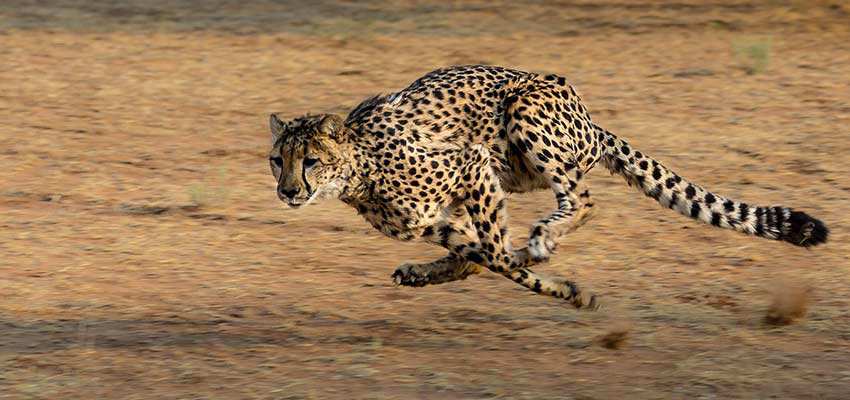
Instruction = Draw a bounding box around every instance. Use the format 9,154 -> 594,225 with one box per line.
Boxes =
277,161 -> 286,187
301,142 -> 313,196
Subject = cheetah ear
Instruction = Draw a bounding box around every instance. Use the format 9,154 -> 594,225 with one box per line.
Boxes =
269,114 -> 286,145
318,114 -> 346,142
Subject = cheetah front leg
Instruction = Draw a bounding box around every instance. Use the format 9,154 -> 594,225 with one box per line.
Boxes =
392,253 -> 482,287
391,203 -> 485,287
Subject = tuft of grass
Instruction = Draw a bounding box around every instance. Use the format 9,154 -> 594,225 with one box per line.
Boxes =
187,183 -> 213,207
187,168 -> 232,208
765,280 -> 811,325
733,38 -> 772,75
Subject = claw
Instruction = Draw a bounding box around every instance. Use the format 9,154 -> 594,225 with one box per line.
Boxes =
392,264 -> 425,287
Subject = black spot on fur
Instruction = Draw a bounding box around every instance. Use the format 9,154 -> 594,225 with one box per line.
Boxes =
466,251 -> 485,264
690,202 -> 702,218
711,212 -> 722,226
648,184 -> 663,200
531,225 -> 543,237
668,192 -> 679,209
438,225 -> 452,247
652,167 -> 662,180
739,203 -> 750,221
774,206 -> 785,227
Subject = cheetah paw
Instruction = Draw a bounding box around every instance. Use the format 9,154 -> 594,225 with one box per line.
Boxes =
391,263 -> 430,287
553,278 -> 601,311
527,235 -> 556,263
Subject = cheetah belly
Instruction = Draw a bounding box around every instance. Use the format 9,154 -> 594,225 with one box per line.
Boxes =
489,139 -> 549,194
354,195 -> 448,241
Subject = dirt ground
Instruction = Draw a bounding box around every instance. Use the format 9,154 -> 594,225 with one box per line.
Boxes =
2,1 -> 850,399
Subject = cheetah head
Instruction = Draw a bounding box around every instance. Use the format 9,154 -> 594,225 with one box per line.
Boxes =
268,113 -> 352,208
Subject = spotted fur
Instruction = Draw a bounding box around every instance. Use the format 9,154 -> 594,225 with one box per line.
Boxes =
597,126 -> 828,247
268,65 -> 828,310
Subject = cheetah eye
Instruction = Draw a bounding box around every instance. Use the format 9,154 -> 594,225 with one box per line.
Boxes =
303,157 -> 319,169
270,156 -> 283,168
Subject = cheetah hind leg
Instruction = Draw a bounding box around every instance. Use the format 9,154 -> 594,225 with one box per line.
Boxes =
514,202 -> 595,267
392,254 -> 482,287
518,184 -> 596,266
456,147 -> 599,309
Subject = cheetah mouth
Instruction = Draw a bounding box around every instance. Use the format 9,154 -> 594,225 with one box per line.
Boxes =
285,198 -> 308,208
285,192 -> 317,208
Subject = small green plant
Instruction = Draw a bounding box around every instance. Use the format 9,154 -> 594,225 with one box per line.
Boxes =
188,183 -> 211,207
187,168 -> 231,207
733,38 -> 772,75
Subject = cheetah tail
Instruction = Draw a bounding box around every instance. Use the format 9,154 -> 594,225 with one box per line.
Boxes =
595,124 -> 828,247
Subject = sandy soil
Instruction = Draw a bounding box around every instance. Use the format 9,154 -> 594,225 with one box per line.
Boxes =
1,1 -> 850,399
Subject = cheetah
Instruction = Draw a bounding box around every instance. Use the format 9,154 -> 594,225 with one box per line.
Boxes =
268,65 -> 828,310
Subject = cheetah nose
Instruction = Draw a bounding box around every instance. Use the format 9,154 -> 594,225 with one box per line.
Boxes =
279,187 -> 300,199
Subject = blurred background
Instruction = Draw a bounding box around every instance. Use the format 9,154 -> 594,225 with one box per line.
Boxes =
1,1 -> 849,398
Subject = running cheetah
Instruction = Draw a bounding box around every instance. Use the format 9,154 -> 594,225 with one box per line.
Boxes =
268,65 -> 828,309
